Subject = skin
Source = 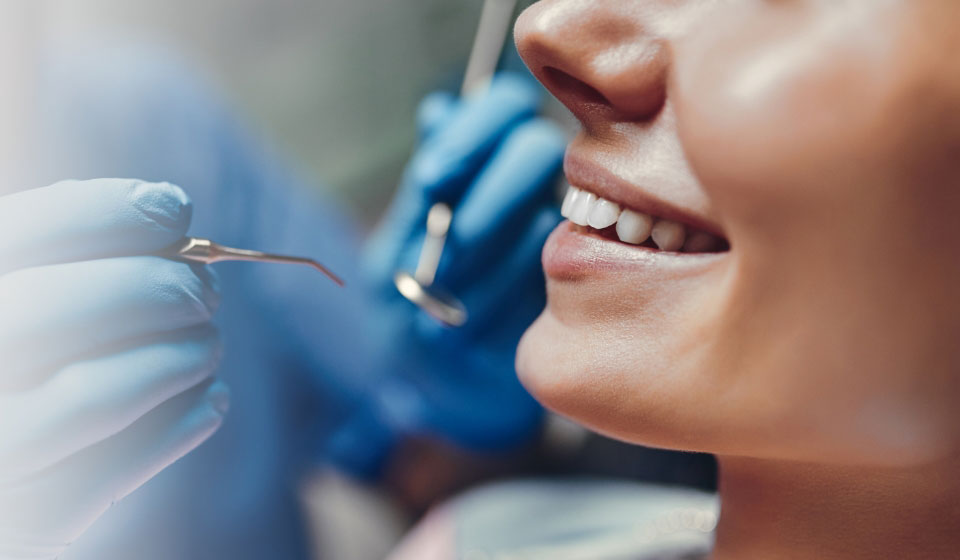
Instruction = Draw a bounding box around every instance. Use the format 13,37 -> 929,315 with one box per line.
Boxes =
509,0 -> 960,558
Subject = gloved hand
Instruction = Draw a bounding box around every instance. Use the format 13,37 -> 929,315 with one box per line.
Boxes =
332,73 -> 566,477
0,179 -> 228,559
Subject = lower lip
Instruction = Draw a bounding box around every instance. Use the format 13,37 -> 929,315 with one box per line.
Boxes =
543,221 -> 727,282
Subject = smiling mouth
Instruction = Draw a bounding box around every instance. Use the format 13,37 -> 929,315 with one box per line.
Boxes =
560,184 -> 730,254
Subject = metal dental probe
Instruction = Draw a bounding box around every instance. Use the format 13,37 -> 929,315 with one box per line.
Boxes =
169,237 -> 344,287
393,0 -> 520,327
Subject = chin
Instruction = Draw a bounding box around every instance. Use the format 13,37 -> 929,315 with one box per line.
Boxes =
517,302 -> 719,453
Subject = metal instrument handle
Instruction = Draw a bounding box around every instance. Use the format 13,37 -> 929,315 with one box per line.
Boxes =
461,0 -> 520,96
413,203 -> 453,287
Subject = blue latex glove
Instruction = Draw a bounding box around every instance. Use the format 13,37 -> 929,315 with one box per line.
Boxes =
0,179 -> 228,559
332,74 -> 566,477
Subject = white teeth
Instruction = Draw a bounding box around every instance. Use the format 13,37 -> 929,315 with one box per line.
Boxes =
651,220 -> 686,252
560,185 -> 579,218
561,185 -> 721,253
587,199 -> 621,229
569,191 -> 595,226
682,231 -> 719,253
615,208 -> 654,245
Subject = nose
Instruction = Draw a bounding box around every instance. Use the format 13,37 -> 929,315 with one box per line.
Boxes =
514,0 -> 670,124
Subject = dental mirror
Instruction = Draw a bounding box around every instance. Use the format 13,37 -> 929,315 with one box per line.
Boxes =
394,202 -> 467,327
393,0 -> 519,327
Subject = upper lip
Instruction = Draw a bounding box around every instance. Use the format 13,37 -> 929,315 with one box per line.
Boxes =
564,151 -> 725,238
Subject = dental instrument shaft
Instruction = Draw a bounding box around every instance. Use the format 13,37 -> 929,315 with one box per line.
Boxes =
417,0 -> 515,283
413,203 -> 453,287
392,0 -> 519,327
171,237 -> 344,287
461,0 -> 519,96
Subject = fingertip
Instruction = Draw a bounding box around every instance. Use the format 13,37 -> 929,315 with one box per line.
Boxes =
417,91 -> 458,138
127,180 -> 193,239
507,119 -> 568,156
405,152 -> 450,196
456,76 -> 539,136
486,72 -> 541,110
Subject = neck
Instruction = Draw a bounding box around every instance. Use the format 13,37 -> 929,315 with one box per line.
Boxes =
712,455 -> 960,560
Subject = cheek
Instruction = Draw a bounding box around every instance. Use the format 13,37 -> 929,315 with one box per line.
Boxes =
672,5 -> 906,226
666,5 -> 960,464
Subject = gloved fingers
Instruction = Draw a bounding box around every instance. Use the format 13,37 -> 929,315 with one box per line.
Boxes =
0,326 -> 222,480
416,206 -> 560,340
0,380 -> 228,545
437,118 -> 565,284
364,75 -> 543,286
0,257 -> 220,391
405,73 -> 541,202
0,179 -> 192,277
416,91 -> 458,140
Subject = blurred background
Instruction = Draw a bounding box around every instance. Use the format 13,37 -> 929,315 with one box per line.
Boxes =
24,3 -> 532,558
42,0 -> 495,224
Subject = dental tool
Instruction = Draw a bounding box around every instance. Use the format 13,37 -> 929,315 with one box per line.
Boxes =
394,202 -> 467,327
394,0 -> 519,327
460,0 -> 520,96
169,237 -> 344,287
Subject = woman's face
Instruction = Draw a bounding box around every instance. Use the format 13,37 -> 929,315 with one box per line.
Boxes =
515,0 -> 960,466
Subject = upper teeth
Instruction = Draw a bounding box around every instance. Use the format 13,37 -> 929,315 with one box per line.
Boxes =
560,185 -> 715,252
616,208 -> 653,245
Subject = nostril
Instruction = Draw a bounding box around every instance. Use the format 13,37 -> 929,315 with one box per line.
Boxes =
542,66 -> 610,107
